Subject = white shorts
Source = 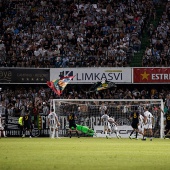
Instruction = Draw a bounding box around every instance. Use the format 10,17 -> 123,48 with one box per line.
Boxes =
112,126 -> 118,132
144,123 -> 152,129
0,126 -> 4,130
138,124 -> 144,132
104,125 -> 109,131
102,121 -> 108,130
49,124 -> 56,130
108,123 -> 118,132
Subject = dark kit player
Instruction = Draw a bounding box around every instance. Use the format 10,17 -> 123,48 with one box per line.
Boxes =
67,112 -> 79,138
129,107 -> 140,139
22,110 -> 33,138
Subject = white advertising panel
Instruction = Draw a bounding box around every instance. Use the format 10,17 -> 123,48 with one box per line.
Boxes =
93,125 -> 142,138
50,68 -> 132,83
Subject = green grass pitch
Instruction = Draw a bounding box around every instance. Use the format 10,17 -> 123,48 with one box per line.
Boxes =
0,137 -> 170,170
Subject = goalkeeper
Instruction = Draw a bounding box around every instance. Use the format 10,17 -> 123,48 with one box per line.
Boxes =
76,124 -> 96,136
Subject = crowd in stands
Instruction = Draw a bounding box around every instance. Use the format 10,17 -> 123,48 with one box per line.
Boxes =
0,84 -> 170,117
142,0 -> 170,67
0,0 -> 161,68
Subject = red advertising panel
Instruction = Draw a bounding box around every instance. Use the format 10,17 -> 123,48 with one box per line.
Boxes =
133,68 -> 170,83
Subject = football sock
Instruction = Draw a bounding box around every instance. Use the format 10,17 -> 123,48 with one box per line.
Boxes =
49,128 -> 53,138
150,134 -> 153,139
130,130 -> 134,136
115,131 -> 119,137
20,130 -> 22,136
49,129 -> 51,138
164,130 -> 169,136
30,131 -> 32,137
76,131 -> 79,137
136,132 -> 138,138
3,131 -> 6,137
56,130 -> 58,138
0,131 -> 1,137
51,130 -> 55,138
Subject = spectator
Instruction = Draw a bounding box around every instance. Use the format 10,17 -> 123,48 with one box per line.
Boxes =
0,0 -> 158,68
142,1 -> 170,67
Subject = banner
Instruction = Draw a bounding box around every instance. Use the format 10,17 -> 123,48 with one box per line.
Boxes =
0,68 -> 50,83
4,111 -> 161,138
133,68 -> 170,83
5,115 -> 66,137
93,125 -> 136,138
50,68 -> 132,83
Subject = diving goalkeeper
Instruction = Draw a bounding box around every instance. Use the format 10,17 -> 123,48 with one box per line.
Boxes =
76,124 -> 96,136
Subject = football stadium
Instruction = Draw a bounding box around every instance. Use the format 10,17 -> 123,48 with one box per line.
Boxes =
1,0 -> 170,170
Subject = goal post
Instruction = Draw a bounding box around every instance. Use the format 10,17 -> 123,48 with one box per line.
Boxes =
51,99 -> 164,138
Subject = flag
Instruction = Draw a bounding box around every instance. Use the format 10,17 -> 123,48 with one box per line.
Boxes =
47,76 -> 75,96
96,81 -> 117,91
88,80 -> 117,93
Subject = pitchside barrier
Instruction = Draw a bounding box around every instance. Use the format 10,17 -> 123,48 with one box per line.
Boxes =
4,114 -> 89,137
4,114 -> 71,137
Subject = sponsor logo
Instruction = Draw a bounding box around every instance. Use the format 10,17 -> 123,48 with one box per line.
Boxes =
60,70 -> 123,81
141,71 -> 150,80
0,70 -> 12,82
151,74 -> 170,80
76,72 -> 122,81
117,117 -> 131,126
31,128 -> 40,137
59,71 -> 74,78
140,71 -> 170,81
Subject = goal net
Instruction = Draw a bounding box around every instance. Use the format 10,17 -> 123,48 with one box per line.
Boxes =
51,99 -> 164,138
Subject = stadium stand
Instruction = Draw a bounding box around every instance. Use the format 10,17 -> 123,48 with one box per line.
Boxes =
0,0 -> 170,117
0,0 -> 162,68
142,0 -> 170,67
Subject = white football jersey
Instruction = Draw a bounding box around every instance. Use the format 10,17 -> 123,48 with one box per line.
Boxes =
139,114 -> 144,125
144,111 -> 153,124
48,112 -> 58,126
101,114 -> 109,126
108,117 -> 118,131
108,117 -> 116,126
